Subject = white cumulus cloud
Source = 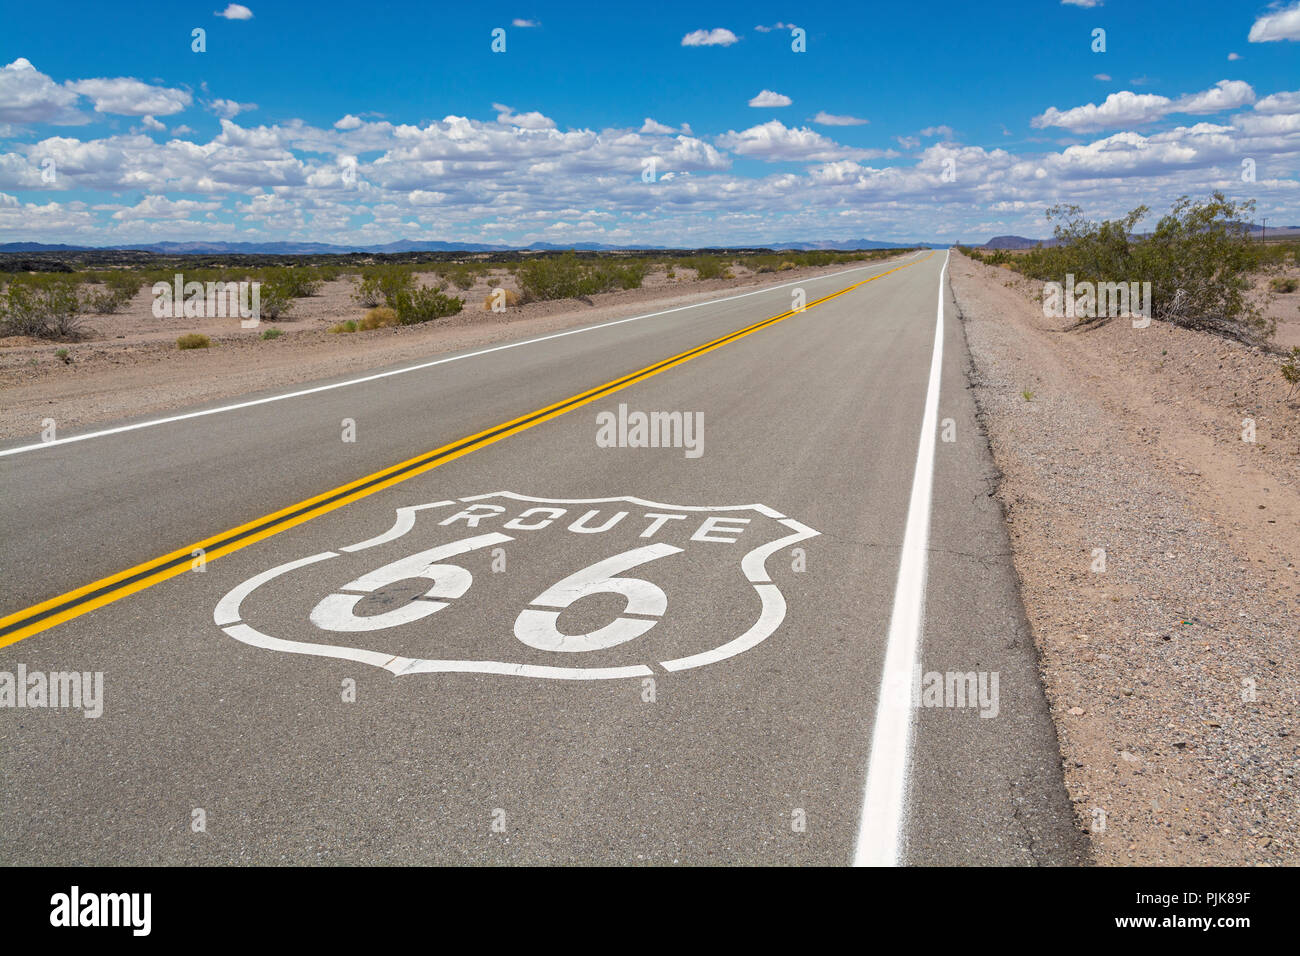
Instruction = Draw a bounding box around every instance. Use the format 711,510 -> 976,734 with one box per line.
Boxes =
493,103 -> 556,129
1033,91 -> 1172,131
206,98 -> 257,119
1033,82 -> 1253,132
1173,79 -> 1255,113
748,89 -> 792,108
112,195 -> 222,220
716,120 -> 890,162
1255,90 -> 1300,113
0,58 -> 86,124
68,77 -> 192,116
681,28 -> 739,47
1249,2 -> 1300,42
811,111 -> 867,126
640,118 -> 677,134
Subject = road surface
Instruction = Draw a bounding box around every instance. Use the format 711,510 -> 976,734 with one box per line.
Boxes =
0,251 -> 1087,865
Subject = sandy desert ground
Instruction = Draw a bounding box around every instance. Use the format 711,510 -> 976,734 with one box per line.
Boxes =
952,251 -> 1300,865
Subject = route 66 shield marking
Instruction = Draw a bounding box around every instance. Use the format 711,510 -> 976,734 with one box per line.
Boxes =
213,491 -> 818,680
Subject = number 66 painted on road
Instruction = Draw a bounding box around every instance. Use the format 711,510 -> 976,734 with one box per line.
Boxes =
308,533 -> 683,653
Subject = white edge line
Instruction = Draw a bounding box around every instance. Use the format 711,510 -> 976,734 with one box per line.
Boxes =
852,249 -> 948,867
0,252 -> 925,458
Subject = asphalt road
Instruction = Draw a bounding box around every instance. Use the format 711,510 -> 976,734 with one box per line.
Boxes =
0,251 -> 1087,865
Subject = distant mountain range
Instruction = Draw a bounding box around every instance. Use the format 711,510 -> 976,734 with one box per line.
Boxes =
0,238 -> 948,255
6,225 -> 1295,256
980,235 -> 1057,250
977,223 -> 1300,251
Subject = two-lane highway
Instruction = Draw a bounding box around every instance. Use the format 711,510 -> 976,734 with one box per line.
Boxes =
0,251 -> 1086,865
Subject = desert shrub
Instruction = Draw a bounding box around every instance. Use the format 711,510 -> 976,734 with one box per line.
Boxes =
352,273 -> 384,308
516,254 -> 597,301
481,288 -> 521,311
1016,202 -> 1150,286
141,267 -> 249,291
328,320 -> 358,334
353,265 -> 414,307
391,286 -> 463,324
82,270 -> 142,313
2,275 -> 84,338
771,250 -> 880,269
1131,195 -> 1268,336
963,246 -> 1018,266
260,327 -> 283,340
1282,347 -> 1300,402
82,288 -> 116,314
515,254 -> 648,301
686,256 -> 730,280
1249,241 -> 1300,270
1269,277 -> 1298,293
273,266 -> 322,298
255,266 -> 319,299
359,306 -> 399,330
593,260 -> 647,290
441,264 -> 480,291
176,333 -> 211,349
1008,193 -> 1270,340
257,280 -> 295,320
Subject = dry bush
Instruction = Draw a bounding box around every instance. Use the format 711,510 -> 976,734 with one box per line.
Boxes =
481,288 -> 521,311
359,307 -> 399,330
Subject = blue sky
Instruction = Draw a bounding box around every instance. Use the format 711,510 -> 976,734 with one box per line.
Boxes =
2,0 -> 1299,246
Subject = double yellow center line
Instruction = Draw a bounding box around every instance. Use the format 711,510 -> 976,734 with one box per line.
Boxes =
0,252 -> 932,648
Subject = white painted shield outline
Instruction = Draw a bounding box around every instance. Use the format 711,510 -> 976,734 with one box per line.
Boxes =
214,492 -> 818,680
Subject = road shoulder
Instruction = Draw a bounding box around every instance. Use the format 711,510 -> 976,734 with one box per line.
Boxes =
906,264 -> 1088,865
951,251 -> 1300,865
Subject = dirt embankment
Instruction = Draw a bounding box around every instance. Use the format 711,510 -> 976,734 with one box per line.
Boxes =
951,252 -> 1299,865
0,259 -> 884,441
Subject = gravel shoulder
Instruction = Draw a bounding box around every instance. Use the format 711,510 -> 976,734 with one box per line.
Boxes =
951,252 -> 1299,865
